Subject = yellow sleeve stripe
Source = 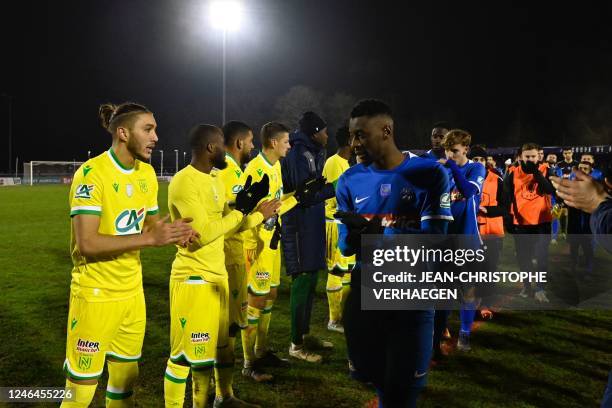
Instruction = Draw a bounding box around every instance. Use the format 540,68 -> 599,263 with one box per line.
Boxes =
70,206 -> 102,217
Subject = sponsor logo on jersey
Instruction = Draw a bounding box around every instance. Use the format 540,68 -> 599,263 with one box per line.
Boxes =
112,182 -> 119,192
115,208 -> 145,234
440,193 -> 451,208
256,168 -> 263,177
232,185 -> 243,194
380,184 -> 392,197
450,189 -> 464,202
138,179 -> 148,193
400,187 -> 416,203
234,170 -> 241,178
477,176 -> 484,185
179,317 -> 187,329
126,184 -> 134,198
355,196 -> 370,204
76,338 -> 100,353
191,332 -> 210,343
71,318 -> 78,330
75,184 -> 95,199
83,165 -> 93,176
255,271 -> 270,281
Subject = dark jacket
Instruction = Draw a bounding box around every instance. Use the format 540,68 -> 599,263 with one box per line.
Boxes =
281,130 -> 335,275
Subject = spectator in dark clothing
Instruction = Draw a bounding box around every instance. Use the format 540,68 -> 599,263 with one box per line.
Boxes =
281,111 -> 335,362
557,147 -> 579,178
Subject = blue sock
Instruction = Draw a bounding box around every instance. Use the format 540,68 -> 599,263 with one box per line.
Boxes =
460,301 -> 476,334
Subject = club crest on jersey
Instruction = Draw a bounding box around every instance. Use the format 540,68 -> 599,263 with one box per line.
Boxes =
380,184 -> 392,197
194,345 -> 206,357
126,184 -> 134,197
138,179 -> 148,193
78,355 -> 93,370
74,184 -> 95,199
115,208 -> 145,234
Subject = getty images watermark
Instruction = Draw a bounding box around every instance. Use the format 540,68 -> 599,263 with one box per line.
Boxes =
359,234 -> 612,311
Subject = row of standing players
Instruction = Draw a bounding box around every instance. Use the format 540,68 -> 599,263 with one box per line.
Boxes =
60,99 -> 608,408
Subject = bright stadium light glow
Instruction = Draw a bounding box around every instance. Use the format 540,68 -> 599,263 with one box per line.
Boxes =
210,1 -> 243,32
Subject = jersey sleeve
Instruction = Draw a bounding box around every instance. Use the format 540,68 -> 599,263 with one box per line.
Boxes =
69,164 -> 104,217
146,167 -> 159,216
169,174 -> 243,247
323,158 -> 342,219
419,161 -> 453,222
467,162 -> 486,195
335,173 -> 355,256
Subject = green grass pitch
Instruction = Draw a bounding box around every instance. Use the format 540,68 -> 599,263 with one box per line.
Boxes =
1,185 -> 610,407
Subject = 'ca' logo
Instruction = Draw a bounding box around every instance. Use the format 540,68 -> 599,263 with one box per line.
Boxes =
115,208 -> 145,234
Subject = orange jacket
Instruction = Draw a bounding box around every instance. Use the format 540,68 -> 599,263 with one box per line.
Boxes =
505,164 -> 553,225
478,169 -> 506,236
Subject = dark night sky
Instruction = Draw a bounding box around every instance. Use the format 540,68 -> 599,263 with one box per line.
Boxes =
2,1 -> 612,172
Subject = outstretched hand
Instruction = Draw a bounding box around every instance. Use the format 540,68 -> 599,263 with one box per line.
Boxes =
550,170 -> 610,213
295,176 -> 328,204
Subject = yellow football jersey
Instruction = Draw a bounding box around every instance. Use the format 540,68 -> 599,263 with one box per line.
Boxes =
216,153 -> 249,265
168,165 -> 244,283
323,154 -> 350,219
68,149 -> 159,302
241,152 -> 297,249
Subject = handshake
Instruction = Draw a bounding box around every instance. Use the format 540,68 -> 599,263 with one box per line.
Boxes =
333,211 -> 384,252
236,174 -> 331,217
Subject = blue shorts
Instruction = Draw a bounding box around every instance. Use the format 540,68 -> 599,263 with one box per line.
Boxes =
344,266 -> 434,407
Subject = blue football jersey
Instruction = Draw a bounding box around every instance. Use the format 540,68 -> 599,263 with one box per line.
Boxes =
446,160 -> 486,236
336,153 -> 453,257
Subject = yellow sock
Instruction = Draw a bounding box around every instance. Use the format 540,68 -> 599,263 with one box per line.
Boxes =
242,305 -> 260,365
327,288 -> 343,322
60,379 -> 97,408
106,360 -> 138,407
191,368 -> 212,408
255,300 -> 273,358
164,359 -> 190,408
214,337 -> 235,399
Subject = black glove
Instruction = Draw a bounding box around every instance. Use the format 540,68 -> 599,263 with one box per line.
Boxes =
521,161 -> 539,175
235,174 -> 270,215
269,219 -> 282,250
295,176 -> 327,204
334,211 -> 383,251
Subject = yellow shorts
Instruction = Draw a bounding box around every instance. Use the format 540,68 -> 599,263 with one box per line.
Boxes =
246,242 -> 281,296
63,292 -> 146,380
168,276 -> 229,369
326,221 -> 356,272
227,263 -> 248,331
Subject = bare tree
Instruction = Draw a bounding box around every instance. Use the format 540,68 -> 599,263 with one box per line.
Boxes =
323,92 -> 356,130
274,85 -> 323,129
